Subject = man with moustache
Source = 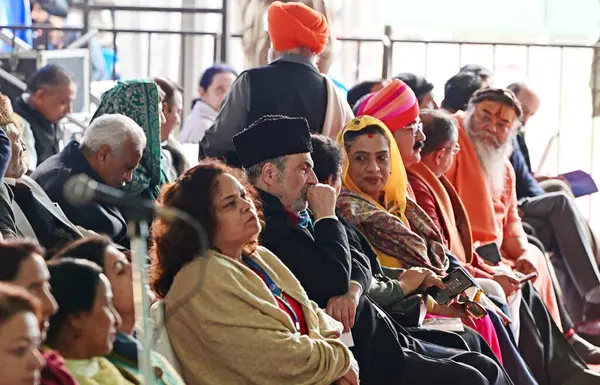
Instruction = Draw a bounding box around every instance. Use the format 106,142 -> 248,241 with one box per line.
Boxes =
354,79 -> 427,173
406,110 -> 600,381
234,114 -> 515,385
445,88 -> 600,346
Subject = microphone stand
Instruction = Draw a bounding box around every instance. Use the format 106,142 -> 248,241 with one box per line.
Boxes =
127,211 -> 156,385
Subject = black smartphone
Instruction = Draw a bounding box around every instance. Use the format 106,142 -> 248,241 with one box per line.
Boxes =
516,272 -> 538,283
427,268 -> 476,305
476,243 -> 502,264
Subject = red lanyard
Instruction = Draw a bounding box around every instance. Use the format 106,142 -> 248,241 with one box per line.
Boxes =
243,256 -> 301,333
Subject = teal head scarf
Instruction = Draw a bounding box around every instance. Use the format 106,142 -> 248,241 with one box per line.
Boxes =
90,79 -> 166,200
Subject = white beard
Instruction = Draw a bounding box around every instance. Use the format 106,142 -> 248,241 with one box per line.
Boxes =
467,127 -> 513,198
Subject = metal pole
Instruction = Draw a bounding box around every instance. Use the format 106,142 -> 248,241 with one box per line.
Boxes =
147,33 -> 152,78
66,29 -> 98,49
128,221 -> 156,385
82,0 -> 90,35
220,0 -> 232,62
355,42 -> 361,83
0,29 -> 32,51
382,25 -> 392,79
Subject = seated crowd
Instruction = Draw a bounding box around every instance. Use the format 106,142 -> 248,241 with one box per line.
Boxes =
2,2 -> 600,384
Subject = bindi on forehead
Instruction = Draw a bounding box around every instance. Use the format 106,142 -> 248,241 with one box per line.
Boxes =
367,133 -> 374,138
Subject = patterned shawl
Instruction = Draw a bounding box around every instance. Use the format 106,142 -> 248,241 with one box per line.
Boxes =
335,116 -> 448,274
91,79 -> 165,200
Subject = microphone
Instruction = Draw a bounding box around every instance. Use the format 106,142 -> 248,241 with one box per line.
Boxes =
63,174 -> 208,246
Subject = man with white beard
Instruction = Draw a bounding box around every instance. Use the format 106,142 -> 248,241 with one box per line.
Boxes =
445,88 -> 600,363
445,89 -> 562,324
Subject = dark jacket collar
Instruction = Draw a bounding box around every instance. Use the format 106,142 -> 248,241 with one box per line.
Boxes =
59,140 -> 106,184
13,95 -> 55,129
258,189 -> 314,236
272,53 -> 320,74
259,189 -> 294,221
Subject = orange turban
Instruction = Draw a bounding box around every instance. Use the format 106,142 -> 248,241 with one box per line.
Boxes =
267,1 -> 329,55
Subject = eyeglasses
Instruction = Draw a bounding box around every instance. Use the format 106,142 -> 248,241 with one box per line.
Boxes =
403,121 -> 423,137
443,144 -> 461,154
474,109 -> 513,133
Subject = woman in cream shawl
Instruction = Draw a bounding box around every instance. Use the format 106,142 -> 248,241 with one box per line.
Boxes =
149,159 -> 357,385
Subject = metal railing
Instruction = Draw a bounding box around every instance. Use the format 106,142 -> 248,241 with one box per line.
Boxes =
1,12 -> 599,218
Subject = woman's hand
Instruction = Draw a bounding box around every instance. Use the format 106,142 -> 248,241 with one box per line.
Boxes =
429,301 -> 476,329
336,356 -> 360,385
492,273 -> 521,297
398,267 -> 444,296
326,283 -> 361,333
515,257 -> 538,281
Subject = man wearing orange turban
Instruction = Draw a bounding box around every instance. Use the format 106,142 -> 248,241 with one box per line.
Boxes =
240,0 -> 333,73
267,1 -> 328,55
202,1 -> 353,166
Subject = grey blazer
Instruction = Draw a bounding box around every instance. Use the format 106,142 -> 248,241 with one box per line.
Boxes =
3,175 -> 84,240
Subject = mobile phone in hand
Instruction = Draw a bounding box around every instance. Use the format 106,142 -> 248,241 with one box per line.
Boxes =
464,301 -> 488,319
427,268 -> 476,305
475,243 -> 502,264
517,272 -> 537,284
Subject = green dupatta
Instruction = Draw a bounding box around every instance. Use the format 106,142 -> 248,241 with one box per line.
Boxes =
91,79 -> 166,200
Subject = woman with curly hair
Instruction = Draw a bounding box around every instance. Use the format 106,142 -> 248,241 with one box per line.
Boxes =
149,159 -> 358,385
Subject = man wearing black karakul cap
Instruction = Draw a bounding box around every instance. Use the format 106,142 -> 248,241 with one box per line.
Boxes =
233,114 -> 514,385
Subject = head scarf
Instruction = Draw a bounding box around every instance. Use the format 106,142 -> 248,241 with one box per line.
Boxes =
336,115 -> 408,224
90,79 -> 164,199
356,79 -> 419,132
335,116 -> 448,273
267,1 -> 329,54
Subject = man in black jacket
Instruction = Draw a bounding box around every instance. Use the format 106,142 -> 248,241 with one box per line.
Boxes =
31,114 -> 145,247
232,114 -> 513,385
202,1 -> 352,165
12,64 -> 76,166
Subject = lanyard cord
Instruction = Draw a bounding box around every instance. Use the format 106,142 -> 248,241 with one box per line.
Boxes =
242,255 -> 301,333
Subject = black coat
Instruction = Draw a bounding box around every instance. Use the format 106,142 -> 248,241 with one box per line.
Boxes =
13,96 -> 63,165
258,190 -> 406,384
31,140 -> 129,247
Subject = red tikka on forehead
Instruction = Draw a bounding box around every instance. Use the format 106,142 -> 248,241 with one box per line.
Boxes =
494,106 -> 506,119
367,133 -> 374,138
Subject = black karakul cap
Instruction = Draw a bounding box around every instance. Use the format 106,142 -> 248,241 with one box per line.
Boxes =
233,115 -> 313,168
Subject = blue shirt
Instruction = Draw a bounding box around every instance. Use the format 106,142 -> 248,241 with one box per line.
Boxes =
509,135 -> 545,199
0,0 -> 33,52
